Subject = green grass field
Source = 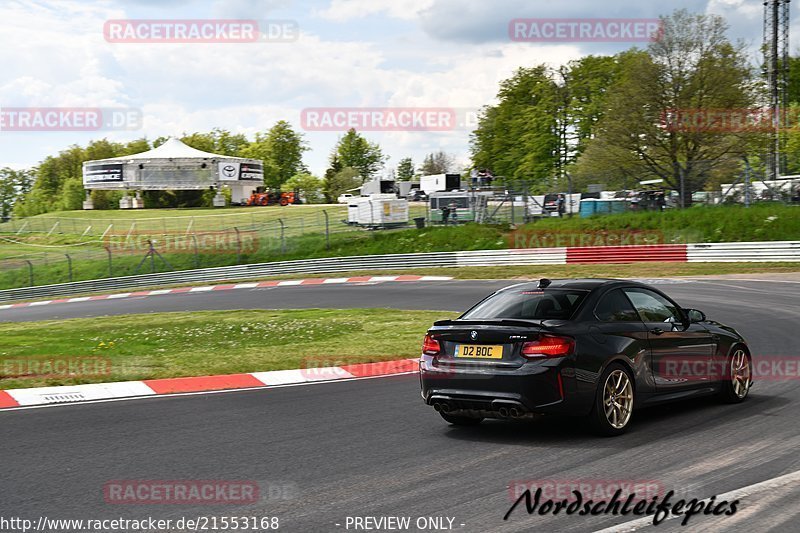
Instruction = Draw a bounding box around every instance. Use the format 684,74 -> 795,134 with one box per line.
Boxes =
0,309 -> 456,389
0,203 -> 796,291
0,203 -> 430,235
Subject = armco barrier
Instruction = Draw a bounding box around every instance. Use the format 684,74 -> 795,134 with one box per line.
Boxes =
688,241 -> 800,262
0,241 -> 796,303
566,244 -> 687,264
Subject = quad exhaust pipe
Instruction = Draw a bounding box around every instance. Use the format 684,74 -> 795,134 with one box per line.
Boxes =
432,402 -> 452,413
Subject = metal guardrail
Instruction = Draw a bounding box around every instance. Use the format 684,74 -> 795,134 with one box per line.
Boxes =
0,242 -> 797,303
687,241 -> 800,262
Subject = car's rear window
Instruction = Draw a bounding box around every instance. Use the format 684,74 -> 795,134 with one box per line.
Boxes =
461,289 -> 588,320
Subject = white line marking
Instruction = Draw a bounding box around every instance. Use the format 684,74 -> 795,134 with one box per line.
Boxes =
147,289 -> 173,295
67,297 -> 92,302
369,276 -> 400,282
189,286 -> 214,292
593,468 -> 800,532
233,283 -> 259,289
277,280 -> 303,286
106,293 -> 131,299
0,304 -> 13,310
0,371 -> 418,412
28,300 -> 52,306
322,278 -> 350,284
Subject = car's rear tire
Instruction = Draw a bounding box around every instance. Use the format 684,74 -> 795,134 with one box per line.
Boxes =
719,347 -> 752,404
439,412 -> 483,426
589,363 -> 634,437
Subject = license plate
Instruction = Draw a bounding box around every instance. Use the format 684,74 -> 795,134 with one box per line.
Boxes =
454,344 -> 503,359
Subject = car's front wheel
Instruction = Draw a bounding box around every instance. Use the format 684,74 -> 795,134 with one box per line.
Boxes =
589,363 -> 634,436
439,412 -> 483,426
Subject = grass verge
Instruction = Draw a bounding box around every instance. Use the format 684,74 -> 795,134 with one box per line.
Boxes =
0,309 -> 455,390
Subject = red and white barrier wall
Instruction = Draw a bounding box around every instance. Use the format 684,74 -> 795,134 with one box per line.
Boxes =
456,241 -> 799,266
0,359 -> 420,409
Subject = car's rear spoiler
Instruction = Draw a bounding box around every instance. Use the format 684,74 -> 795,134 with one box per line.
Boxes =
432,318 -> 548,328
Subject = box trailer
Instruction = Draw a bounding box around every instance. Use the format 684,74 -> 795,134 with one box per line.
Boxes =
351,195 -> 409,227
360,179 -> 396,196
420,173 -> 461,195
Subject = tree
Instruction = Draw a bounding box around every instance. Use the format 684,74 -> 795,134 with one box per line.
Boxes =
420,151 -> 455,175
324,167 -> 361,202
240,121 -> 309,188
335,128 -> 386,180
0,168 -> 33,220
576,10 -> 754,205
470,66 -> 560,186
180,128 -> 249,156
396,157 -> 415,181
284,172 -> 324,203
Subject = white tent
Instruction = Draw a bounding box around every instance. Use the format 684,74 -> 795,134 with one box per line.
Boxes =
81,138 -> 264,208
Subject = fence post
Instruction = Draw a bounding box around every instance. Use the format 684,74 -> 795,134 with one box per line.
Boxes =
104,246 -> 113,278
278,219 -> 285,254
323,210 -> 330,250
234,227 -> 242,263
65,253 -> 73,282
192,233 -> 200,268
24,260 -> 33,287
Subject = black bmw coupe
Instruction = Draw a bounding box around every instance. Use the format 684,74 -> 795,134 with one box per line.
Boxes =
419,279 -> 753,436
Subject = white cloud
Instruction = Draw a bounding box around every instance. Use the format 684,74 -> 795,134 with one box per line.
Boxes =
316,0 -> 434,21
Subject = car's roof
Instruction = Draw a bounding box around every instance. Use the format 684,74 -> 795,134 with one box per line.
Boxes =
502,278 -> 649,291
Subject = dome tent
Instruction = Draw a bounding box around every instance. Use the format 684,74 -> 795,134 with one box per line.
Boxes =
81,137 -> 264,208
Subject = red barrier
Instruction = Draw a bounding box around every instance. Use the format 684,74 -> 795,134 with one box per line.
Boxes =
567,244 -> 688,264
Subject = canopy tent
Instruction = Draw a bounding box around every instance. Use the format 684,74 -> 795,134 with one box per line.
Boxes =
81,138 -> 264,208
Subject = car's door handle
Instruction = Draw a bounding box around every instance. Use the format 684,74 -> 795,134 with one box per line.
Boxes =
650,328 -> 664,335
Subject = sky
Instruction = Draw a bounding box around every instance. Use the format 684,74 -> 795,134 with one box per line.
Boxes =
0,0 -> 795,177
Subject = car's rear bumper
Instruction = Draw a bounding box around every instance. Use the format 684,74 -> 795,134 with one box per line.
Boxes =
419,355 -> 591,417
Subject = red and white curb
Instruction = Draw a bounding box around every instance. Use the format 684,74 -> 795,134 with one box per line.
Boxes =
0,358 -> 420,410
0,275 -> 452,310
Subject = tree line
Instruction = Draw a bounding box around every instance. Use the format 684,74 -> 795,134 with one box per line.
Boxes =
7,9 -> 792,215
472,9 -> 800,205
2,121 -> 461,215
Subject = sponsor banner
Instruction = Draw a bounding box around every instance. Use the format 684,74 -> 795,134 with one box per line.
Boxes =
84,163 -> 124,184
218,162 -> 263,182
218,162 -> 240,181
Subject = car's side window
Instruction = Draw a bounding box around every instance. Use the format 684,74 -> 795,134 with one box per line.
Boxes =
594,289 -> 641,322
623,288 -> 682,323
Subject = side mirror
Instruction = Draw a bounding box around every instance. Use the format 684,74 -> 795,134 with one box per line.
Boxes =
684,308 -> 706,323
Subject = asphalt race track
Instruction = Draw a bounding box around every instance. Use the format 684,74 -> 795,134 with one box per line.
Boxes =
1,278 -> 799,532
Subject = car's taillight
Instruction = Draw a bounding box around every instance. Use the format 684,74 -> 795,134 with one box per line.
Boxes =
521,335 -> 574,358
422,334 -> 441,355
